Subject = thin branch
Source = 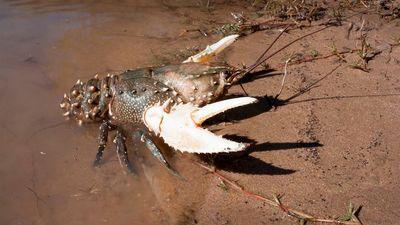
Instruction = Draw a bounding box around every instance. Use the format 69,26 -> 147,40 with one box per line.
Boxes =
192,160 -> 363,225
275,57 -> 292,98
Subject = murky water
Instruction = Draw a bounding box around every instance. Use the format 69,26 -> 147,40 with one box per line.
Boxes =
0,1 -> 227,224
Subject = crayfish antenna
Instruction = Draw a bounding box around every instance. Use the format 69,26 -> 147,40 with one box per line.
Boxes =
226,27 -> 289,84
227,25 -> 331,84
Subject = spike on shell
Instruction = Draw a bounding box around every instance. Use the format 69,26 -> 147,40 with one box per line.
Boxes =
88,86 -> 96,92
162,98 -> 173,113
71,90 -> 79,96
92,106 -> 100,113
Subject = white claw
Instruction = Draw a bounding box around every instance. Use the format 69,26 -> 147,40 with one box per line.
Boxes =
192,97 -> 257,125
183,34 -> 239,63
143,97 -> 257,154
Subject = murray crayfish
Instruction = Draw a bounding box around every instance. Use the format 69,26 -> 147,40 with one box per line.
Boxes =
60,34 -> 280,175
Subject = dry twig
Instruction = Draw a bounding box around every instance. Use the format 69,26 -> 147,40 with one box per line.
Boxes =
192,160 -> 363,225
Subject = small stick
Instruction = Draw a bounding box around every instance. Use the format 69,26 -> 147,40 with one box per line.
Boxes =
179,29 -> 208,37
192,160 -> 363,225
346,22 -> 354,40
275,57 -> 292,99
276,49 -> 356,68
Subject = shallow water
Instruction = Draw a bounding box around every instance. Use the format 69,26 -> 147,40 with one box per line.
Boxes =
0,1 -> 222,224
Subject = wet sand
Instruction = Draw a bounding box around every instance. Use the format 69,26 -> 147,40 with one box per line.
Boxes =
1,1 -> 400,225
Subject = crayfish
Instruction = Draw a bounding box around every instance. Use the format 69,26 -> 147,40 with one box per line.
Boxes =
60,34 -> 275,175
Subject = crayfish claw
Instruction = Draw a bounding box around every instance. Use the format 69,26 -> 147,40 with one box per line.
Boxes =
143,97 -> 257,154
183,34 -> 239,63
191,97 -> 257,125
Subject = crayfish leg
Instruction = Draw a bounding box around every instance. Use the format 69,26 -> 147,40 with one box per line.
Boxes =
114,130 -> 138,176
94,120 -> 116,167
138,131 -> 183,179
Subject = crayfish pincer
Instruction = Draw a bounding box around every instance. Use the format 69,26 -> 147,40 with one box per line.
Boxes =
60,35 -> 262,175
